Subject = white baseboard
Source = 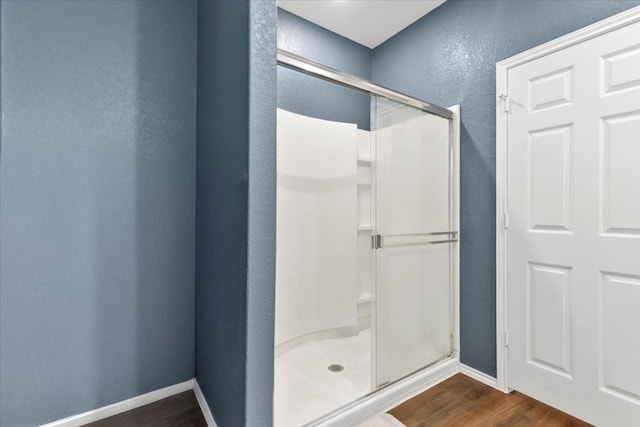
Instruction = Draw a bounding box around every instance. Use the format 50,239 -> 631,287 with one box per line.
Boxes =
40,361 -> 502,427
40,379 -> 195,427
312,357 -> 459,427
193,379 -> 217,427
459,364 -> 504,392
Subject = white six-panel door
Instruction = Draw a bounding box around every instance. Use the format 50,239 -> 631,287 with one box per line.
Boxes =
506,18 -> 640,426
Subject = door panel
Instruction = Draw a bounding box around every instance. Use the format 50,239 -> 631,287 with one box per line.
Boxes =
527,262 -> 572,378
373,97 -> 454,387
601,272 -> 640,403
601,112 -> 640,235
507,19 -> 640,426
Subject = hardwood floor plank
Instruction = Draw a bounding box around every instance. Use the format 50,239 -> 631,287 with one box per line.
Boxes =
78,374 -> 589,426
389,374 -> 592,427
82,390 -> 207,427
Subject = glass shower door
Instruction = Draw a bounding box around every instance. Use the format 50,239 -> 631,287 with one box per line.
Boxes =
372,97 -> 455,388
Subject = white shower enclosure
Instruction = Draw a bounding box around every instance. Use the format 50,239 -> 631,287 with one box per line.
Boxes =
274,50 -> 459,427
275,109 -> 359,350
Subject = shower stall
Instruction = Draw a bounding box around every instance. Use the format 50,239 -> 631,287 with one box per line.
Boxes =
275,50 -> 460,427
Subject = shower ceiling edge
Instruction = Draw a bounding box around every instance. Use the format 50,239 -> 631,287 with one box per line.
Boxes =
277,49 -> 453,120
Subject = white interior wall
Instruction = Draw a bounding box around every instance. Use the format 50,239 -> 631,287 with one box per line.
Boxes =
357,130 -> 373,321
275,109 -> 359,348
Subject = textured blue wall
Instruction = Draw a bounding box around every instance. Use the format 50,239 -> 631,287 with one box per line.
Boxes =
372,0 -> 640,377
195,1 -> 276,426
277,8 -> 372,129
246,1 -> 277,426
0,1 -> 197,426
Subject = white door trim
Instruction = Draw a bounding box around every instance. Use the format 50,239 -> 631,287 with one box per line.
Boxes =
495,4 -> 640,394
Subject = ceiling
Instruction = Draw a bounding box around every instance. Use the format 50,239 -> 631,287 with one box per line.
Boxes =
278,0 -> 446,49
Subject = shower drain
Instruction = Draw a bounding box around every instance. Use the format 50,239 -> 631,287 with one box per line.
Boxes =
328,363 -> 344,373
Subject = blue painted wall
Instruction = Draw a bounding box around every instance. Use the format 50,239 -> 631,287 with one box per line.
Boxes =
372,0 -> 640,377
277,9 -> 372,129
4,2 -> 635,426
246,1 -> 277,426
0,1 -> 197,426
195,0 -> 276,426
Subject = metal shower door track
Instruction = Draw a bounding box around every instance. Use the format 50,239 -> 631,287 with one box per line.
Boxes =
277,49 -> 453,120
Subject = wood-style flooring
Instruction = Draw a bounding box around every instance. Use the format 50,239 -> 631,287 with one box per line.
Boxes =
79,374 -> 591,426
82,390 -> 206,427
389,374 -> 592,427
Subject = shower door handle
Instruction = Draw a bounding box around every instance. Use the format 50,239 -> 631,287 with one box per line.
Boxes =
371,234 -> 383,249
372,231 -> 458,249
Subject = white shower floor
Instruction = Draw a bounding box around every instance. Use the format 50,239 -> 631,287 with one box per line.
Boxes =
274,329 -> 372,427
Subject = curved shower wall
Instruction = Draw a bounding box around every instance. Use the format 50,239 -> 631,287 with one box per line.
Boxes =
275,109 -> 360,349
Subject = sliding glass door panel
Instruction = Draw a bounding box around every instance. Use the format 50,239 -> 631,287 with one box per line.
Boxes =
372,97 -> 454,387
